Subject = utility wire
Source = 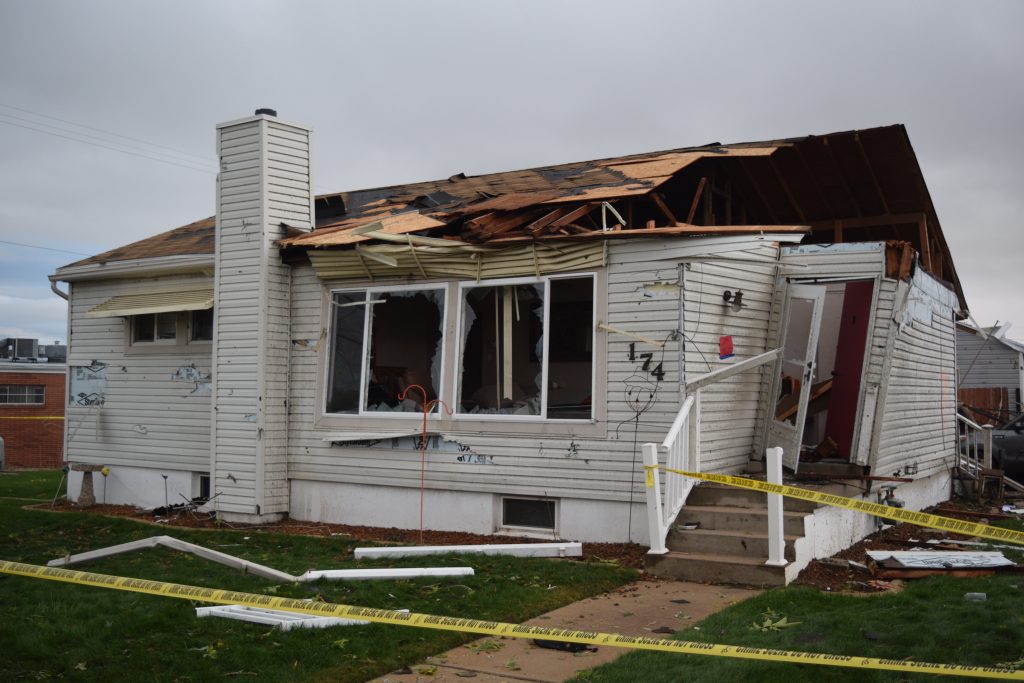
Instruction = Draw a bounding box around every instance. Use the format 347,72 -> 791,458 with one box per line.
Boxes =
0,238 -> 92,257
0,101 -> 215,165
0,118 -> 216,175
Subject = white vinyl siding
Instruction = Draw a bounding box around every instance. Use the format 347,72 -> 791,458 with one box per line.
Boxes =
287,236 -> 786,506
64,274 -> 213,471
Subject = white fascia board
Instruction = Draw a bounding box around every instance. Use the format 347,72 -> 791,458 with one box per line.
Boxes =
52,254 -> 215,283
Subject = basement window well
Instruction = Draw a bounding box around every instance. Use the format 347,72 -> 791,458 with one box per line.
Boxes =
501,497 -> 557,531
325,286 -> 446,415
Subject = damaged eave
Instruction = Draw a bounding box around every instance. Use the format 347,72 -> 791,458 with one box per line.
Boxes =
52,253 -> 216,283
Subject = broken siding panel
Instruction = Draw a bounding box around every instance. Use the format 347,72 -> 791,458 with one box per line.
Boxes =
874,274 -> 958,477
64,275 -> 213,472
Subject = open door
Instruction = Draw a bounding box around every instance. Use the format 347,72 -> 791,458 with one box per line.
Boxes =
767,284 -> 826,472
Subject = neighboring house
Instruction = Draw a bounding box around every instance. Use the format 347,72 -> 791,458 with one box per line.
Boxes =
51,111 -> 965,554
0,341 -> 67,469
957,322 -> 1024,423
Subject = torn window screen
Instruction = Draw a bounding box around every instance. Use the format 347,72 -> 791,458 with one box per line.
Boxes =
458,275 -> 594,419
325,288 -> 445,415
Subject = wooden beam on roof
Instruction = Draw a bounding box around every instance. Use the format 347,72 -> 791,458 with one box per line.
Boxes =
768,156 -> 807,223
738,159 -> 780,224
808,212 -> 924,230
489,223 -> 809,244
918,214 -> 933,272
833,220 -> 843,243
650,191 -> 678,224
794,144 -> 837,216
548,203 -> 596,230
670,223 -> 809,234
526,207 -> 569,236
687,177 -> 707,224
821,137 -> 863,218
854,133 -> 891,214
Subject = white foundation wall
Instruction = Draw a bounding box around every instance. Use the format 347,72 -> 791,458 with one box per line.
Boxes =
785,469 -> 952,582
67,465 -> 200,510
290,479 -> 650,543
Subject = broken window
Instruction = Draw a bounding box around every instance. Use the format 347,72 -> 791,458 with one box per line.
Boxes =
458,275 -> 593,419
132,312 -> 177,343
325,286 -> 446,415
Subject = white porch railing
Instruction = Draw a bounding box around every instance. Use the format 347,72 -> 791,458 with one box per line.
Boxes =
643,394 -> 699,554
643,348 -> 782,556
956,412 -> 1024,494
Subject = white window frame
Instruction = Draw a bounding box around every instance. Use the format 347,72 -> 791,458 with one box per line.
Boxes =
189,308 -> 214,343
455,272 -> 597,422
0,384 -> 45,405
498,495 -> 559,535
324,282 -> 449,419
130,312 -> 179,345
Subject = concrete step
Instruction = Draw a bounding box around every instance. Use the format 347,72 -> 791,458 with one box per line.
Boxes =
645,550 -> 788,587
687,484 -> 819,513
666,527 -> 799,561
674,505 -> 807,535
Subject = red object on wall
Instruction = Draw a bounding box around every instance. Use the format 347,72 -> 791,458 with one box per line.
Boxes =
0,369 -> 66,469
719,335 -> 734,360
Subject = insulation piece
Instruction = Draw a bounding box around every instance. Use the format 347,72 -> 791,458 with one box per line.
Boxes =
308,242 -> 604,282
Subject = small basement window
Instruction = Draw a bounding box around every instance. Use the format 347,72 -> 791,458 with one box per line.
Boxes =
132,312 -> 177,343
325,286 -> 446,415
0,385 -> 45,404
502,497 -> 557,530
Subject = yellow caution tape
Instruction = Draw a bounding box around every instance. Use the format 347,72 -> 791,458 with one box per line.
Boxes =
649,466 -> 1024,546
0,560 -> 1020,679
0,415 -> 64,420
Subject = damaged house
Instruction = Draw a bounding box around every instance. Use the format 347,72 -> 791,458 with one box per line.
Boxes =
52,111 -> 967,583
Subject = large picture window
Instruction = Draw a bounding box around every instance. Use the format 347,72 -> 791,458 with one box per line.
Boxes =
326,286 -> 446,415
458,275 -> 594,420
322,274 -> 595,422
0,385 -> 45,404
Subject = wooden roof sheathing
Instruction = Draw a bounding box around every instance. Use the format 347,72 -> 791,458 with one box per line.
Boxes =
284,212 -> 447,248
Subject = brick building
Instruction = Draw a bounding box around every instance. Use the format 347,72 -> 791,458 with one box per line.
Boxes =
0,361 -> 66,469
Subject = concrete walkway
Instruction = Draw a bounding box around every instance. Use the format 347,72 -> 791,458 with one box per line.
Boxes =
369,577 -> 760,683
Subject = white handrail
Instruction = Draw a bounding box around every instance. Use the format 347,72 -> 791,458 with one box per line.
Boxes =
644,392 -> 699,555
662,395 -> 695,450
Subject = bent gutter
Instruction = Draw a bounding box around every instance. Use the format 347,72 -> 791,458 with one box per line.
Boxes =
49,277 -> 68,300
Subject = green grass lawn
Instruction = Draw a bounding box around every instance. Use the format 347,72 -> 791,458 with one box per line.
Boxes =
0,470 -> 636,682
576,522 -> 1024,682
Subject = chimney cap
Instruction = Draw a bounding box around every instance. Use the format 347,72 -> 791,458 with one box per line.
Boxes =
255,108 -> 277,117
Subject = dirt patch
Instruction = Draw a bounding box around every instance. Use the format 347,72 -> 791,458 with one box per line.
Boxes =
35,501 -> 650,569
794,500 -> 1012,593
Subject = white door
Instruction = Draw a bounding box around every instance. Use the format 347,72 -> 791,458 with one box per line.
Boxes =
767,284 -> 827,472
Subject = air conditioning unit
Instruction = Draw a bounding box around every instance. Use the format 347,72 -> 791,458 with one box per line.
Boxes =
12,338 -> 38,361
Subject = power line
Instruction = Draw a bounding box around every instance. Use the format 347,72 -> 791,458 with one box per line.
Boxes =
0,238 -> 92,257
0,101 -> 215,165
0,117 -> 217,175
0,110 -> 218,171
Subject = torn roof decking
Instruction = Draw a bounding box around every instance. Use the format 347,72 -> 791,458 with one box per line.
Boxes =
56,124 -> 965,308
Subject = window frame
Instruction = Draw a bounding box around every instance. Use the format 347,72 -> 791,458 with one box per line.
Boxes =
189,308 -> 215,343
130,312 -> 179,345
0,384 -> 45,405
454,272 -> 597,423
323,282 -> 450,419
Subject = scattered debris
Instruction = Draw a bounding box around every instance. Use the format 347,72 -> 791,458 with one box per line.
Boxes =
195,604 -> 379,630
47,535 -> 474,583
354,542 -> 582,560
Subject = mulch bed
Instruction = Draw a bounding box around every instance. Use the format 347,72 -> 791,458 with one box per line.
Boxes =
794,499 -> 1016,592
35,500 -> 650,569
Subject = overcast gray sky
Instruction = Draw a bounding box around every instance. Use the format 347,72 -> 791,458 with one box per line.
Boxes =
1,0 -> 1022,344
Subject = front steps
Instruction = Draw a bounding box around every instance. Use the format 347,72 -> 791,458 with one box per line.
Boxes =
645,483 -> 818,587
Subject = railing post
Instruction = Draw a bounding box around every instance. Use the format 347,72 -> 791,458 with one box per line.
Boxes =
765,447 -> 787,567
982,425 -> 994,470
642,443 -> 667,554
688,390 -> 702,472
